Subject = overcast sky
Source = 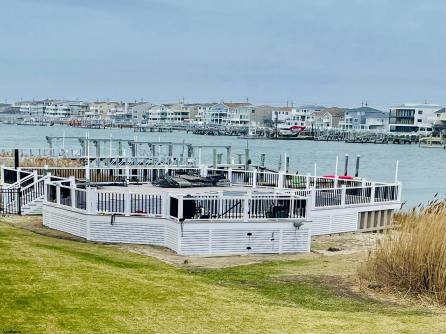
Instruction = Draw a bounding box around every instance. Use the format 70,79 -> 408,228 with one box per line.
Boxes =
0,0 -> 445,108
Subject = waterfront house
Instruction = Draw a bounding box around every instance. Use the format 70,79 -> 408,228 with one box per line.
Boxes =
165,102 -> 196,123
432,108 -> 446,134
130,102 -> 154,123
145,104 -> 168,123
313,107 -> 345,128
388,103 -> 443,134
246,105 -> 276,127
203,101 -> 252,126
44,100 -> 89,118
340,106 -> 388,130
191,103 -> 215,124
87,101 -> 125,119
271,107 -> 293,124
284,105 -> 326,128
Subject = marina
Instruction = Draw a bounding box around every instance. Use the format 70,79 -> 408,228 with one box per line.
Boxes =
0,123 -> 444,208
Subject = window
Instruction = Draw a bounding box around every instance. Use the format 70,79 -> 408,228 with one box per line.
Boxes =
417,119 -> 422,122
418,110 -> 423,115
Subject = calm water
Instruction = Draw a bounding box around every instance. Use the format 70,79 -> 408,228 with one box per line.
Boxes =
0,124 -> 445,208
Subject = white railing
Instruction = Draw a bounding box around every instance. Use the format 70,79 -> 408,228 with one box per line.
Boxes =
168,192 -> 308,222
12,165 -> 401,218
45,180 -> 163,217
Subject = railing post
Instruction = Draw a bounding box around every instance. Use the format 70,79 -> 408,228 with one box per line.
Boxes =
16,168 -> 21,184
252,169 -> 257,188
200,165 -> 208,177
217,191 -> 223,219
85,164 -> 90,183
243,193 -> 250,222
397,182 -> 402,202
305,194 -> 312,220
85,187 -> 97,214
278,171 -> 284,190
33,170 -> 38,184
311,187 -> 317,209
162,192 -> 169,218
177,194 -> 184,221
69,176 -> 76,208
306,173 -> 310,189
370,182 -> 376,204
227,168 -> 233,185
43,178 -> 48,202
56,183 -> 61,205
290,195 -> 295,218
341,185 -> 346,207
125,165 -> 130,184
124,190 -> 131,216
0,164 -> 4,186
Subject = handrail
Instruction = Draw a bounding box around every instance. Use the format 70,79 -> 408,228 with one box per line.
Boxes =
3,172 -> 35,189
20,175 -> 48,193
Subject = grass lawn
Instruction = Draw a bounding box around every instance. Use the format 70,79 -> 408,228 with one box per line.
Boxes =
0,220 -> 444,333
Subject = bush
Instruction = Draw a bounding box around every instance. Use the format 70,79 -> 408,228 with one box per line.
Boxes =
359,199 -> 446,305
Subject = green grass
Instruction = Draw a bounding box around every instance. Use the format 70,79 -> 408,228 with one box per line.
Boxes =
0,223 -> 444,334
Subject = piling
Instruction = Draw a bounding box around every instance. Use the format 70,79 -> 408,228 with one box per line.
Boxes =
355,155 -> 360,177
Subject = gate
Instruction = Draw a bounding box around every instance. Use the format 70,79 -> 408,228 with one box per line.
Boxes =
0,187 -> 21,215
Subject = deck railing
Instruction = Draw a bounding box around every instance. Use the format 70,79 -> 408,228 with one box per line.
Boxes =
169,192 -> 308,222
5,165 -> 401,217
45,179 -> 163,217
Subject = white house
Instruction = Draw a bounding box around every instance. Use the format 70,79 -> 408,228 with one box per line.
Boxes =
389,103 -> 443,133
203,101 -> 252,126
271,107 -> 293,123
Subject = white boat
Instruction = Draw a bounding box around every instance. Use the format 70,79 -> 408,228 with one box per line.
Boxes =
419,137 -> 445,149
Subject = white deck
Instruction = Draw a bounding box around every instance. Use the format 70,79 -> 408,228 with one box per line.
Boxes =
1,165 -> 401,256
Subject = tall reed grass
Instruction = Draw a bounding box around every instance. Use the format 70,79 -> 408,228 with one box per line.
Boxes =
1,157 -> 83,167
359,199 -> 446,305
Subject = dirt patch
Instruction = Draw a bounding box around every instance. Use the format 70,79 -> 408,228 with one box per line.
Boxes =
311,232 -> 384,256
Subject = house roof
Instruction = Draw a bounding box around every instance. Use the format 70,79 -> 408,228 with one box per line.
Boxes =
298,104 -> 325,109
318,107 -> 345,117
347,106 -> 384,114
274,106 -> 293,112
224,102 -> 252,108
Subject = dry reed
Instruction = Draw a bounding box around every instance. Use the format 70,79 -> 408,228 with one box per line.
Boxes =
359,198 -> 446,305
1,157 -> 84,168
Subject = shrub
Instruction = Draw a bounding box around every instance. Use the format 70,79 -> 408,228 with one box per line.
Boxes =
359,199 -> 446,305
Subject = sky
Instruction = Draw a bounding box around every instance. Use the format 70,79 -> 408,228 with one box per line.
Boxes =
0,0 -> 445,108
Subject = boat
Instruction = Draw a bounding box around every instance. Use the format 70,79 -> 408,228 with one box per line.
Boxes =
419,136 -> 445,149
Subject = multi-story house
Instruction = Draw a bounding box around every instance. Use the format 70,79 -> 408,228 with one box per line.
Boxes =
203,101 -> 252,126
165,103 -> 193,123
44,100 -> 89,118
13,99 -> 88,118
14,100 -> 51,115
432,108 -> 446,134
283,105 -> 326,128
192,103 -> 214,124
339,106 -> 388,130
271,107 -> 293,123
313,107 -> 345,128
86,101 -> 125,119
242,105 -> 276,127
130,102 -> 154,123
145,104 -> 168,123
388,103 -> 443,133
